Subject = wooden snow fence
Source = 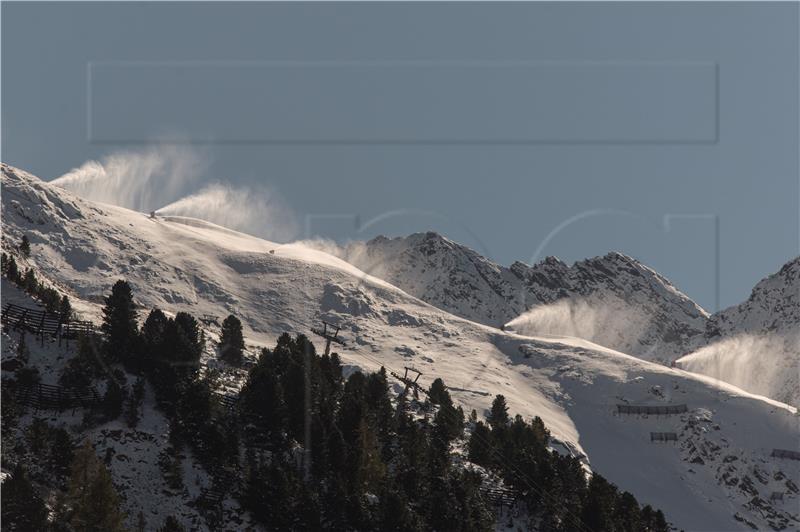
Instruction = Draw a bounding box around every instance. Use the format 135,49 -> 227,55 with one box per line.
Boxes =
211,391 -> 239,412
2,303 -> 62,346
14,382 -> 101,412
650,432 -> 678,443
479,485 -> 517,508
1,303 -> 98,346
771,449 -> 800,461
60,320 -> 97,346
616,404 -> 688,416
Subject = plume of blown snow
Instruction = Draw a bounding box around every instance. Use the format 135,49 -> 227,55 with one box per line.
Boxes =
157,182 -> 299,242
296,238 -> 389,278
504,296 -> 652,356
51,146 -> 206,212
676,332 -> 799,405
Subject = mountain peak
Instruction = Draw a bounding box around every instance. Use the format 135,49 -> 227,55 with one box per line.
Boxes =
350,234 -> 707,362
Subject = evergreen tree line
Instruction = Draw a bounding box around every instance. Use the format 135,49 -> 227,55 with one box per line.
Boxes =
1,234 -> 72,319
1,278 -> 204,532
468,395 -> 669,532
3,277 -> 670,531
91,279 -> 672,530
2,438 -> 184,532
235,333 -> 492,530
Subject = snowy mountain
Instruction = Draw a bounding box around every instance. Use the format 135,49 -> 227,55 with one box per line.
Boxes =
2,163 -> 799,531
708,257 -> 799,339
338,233 -> 708,364
677,257 -> 800,406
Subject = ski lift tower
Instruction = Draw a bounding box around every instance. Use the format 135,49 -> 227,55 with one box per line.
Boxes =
311,320 -> 346,355
391,366 -> 424,399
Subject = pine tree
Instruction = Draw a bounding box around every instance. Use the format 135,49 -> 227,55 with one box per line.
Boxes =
641,505 -> 669,532
240,349 -> 286,436
365,367 -> 394,453
581,473 -> 617,532
1,465 -> 49,531
169,312 -> 203,379
356,417 -> 386,491
615,490 -> 642,532
40,286 -> 61,313
59,295 -> 73,321
101,280 -> 139,364
652,510 -> 668,532
23,268 -> 38,294
219,314 -> 245,364
428,377 -> 462,443
377,484 -> 424,531
140,308 -> 168,377
5,254 -> 20,283
20,235 -> 30,257
467,421 -> 493,466
488,394 -> 509,430
61,440 -> 127,532
428,378 -> 449,405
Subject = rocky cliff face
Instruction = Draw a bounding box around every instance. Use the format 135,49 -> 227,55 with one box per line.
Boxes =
343,233 -> 709,363
707,257 -> 799,339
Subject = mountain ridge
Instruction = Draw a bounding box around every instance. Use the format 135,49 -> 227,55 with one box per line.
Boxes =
339,232 -> 709,363
2,163 -> 799,531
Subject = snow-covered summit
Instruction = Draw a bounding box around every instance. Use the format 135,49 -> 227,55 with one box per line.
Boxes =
342,233 -> 708,363
3,163 -> 799,531
709,256 -> 799,338
677,257 -> 799,406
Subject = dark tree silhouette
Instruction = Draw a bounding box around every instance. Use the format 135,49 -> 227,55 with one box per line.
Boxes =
219,314 -> 245,365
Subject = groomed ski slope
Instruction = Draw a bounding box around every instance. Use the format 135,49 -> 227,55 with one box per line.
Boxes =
3,164 -> 799,531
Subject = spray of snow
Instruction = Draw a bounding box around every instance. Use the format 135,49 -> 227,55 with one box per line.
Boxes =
676,332 -> 799,405
504,296 -> 652,356
157,182 -> 299,242
51,146 -> 206,212
295,238 -> 392,282
51,147 -> 299,242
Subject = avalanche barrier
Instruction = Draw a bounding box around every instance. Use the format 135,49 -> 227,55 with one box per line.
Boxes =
650,432 -> 678,442
1,303 -> 98,346
14,382 -> 101,412
616,404 -> 688,415
771,449 -> 800,461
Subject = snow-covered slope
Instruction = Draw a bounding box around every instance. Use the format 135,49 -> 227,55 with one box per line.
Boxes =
677,258 -> 800,407
3,163 -> 799,531
708,257 -> 799,339
338,233 -> 708,363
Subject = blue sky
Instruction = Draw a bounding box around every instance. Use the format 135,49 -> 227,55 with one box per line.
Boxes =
2,2 -> 798,311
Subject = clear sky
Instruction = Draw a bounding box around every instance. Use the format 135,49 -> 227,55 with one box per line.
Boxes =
2,2 -> 798,312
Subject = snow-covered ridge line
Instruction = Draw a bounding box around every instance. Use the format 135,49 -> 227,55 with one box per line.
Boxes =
3,162 -> 799,531
677,256 -> 800,406
330,231 -> 710,363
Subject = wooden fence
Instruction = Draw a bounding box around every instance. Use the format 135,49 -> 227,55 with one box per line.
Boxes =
771,449 -> 800,461
617,404 -> 688,416
650,432 -> 678,443
479,485 -> 516,507
14,382 -> 101,412
1,303 -> 97,346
